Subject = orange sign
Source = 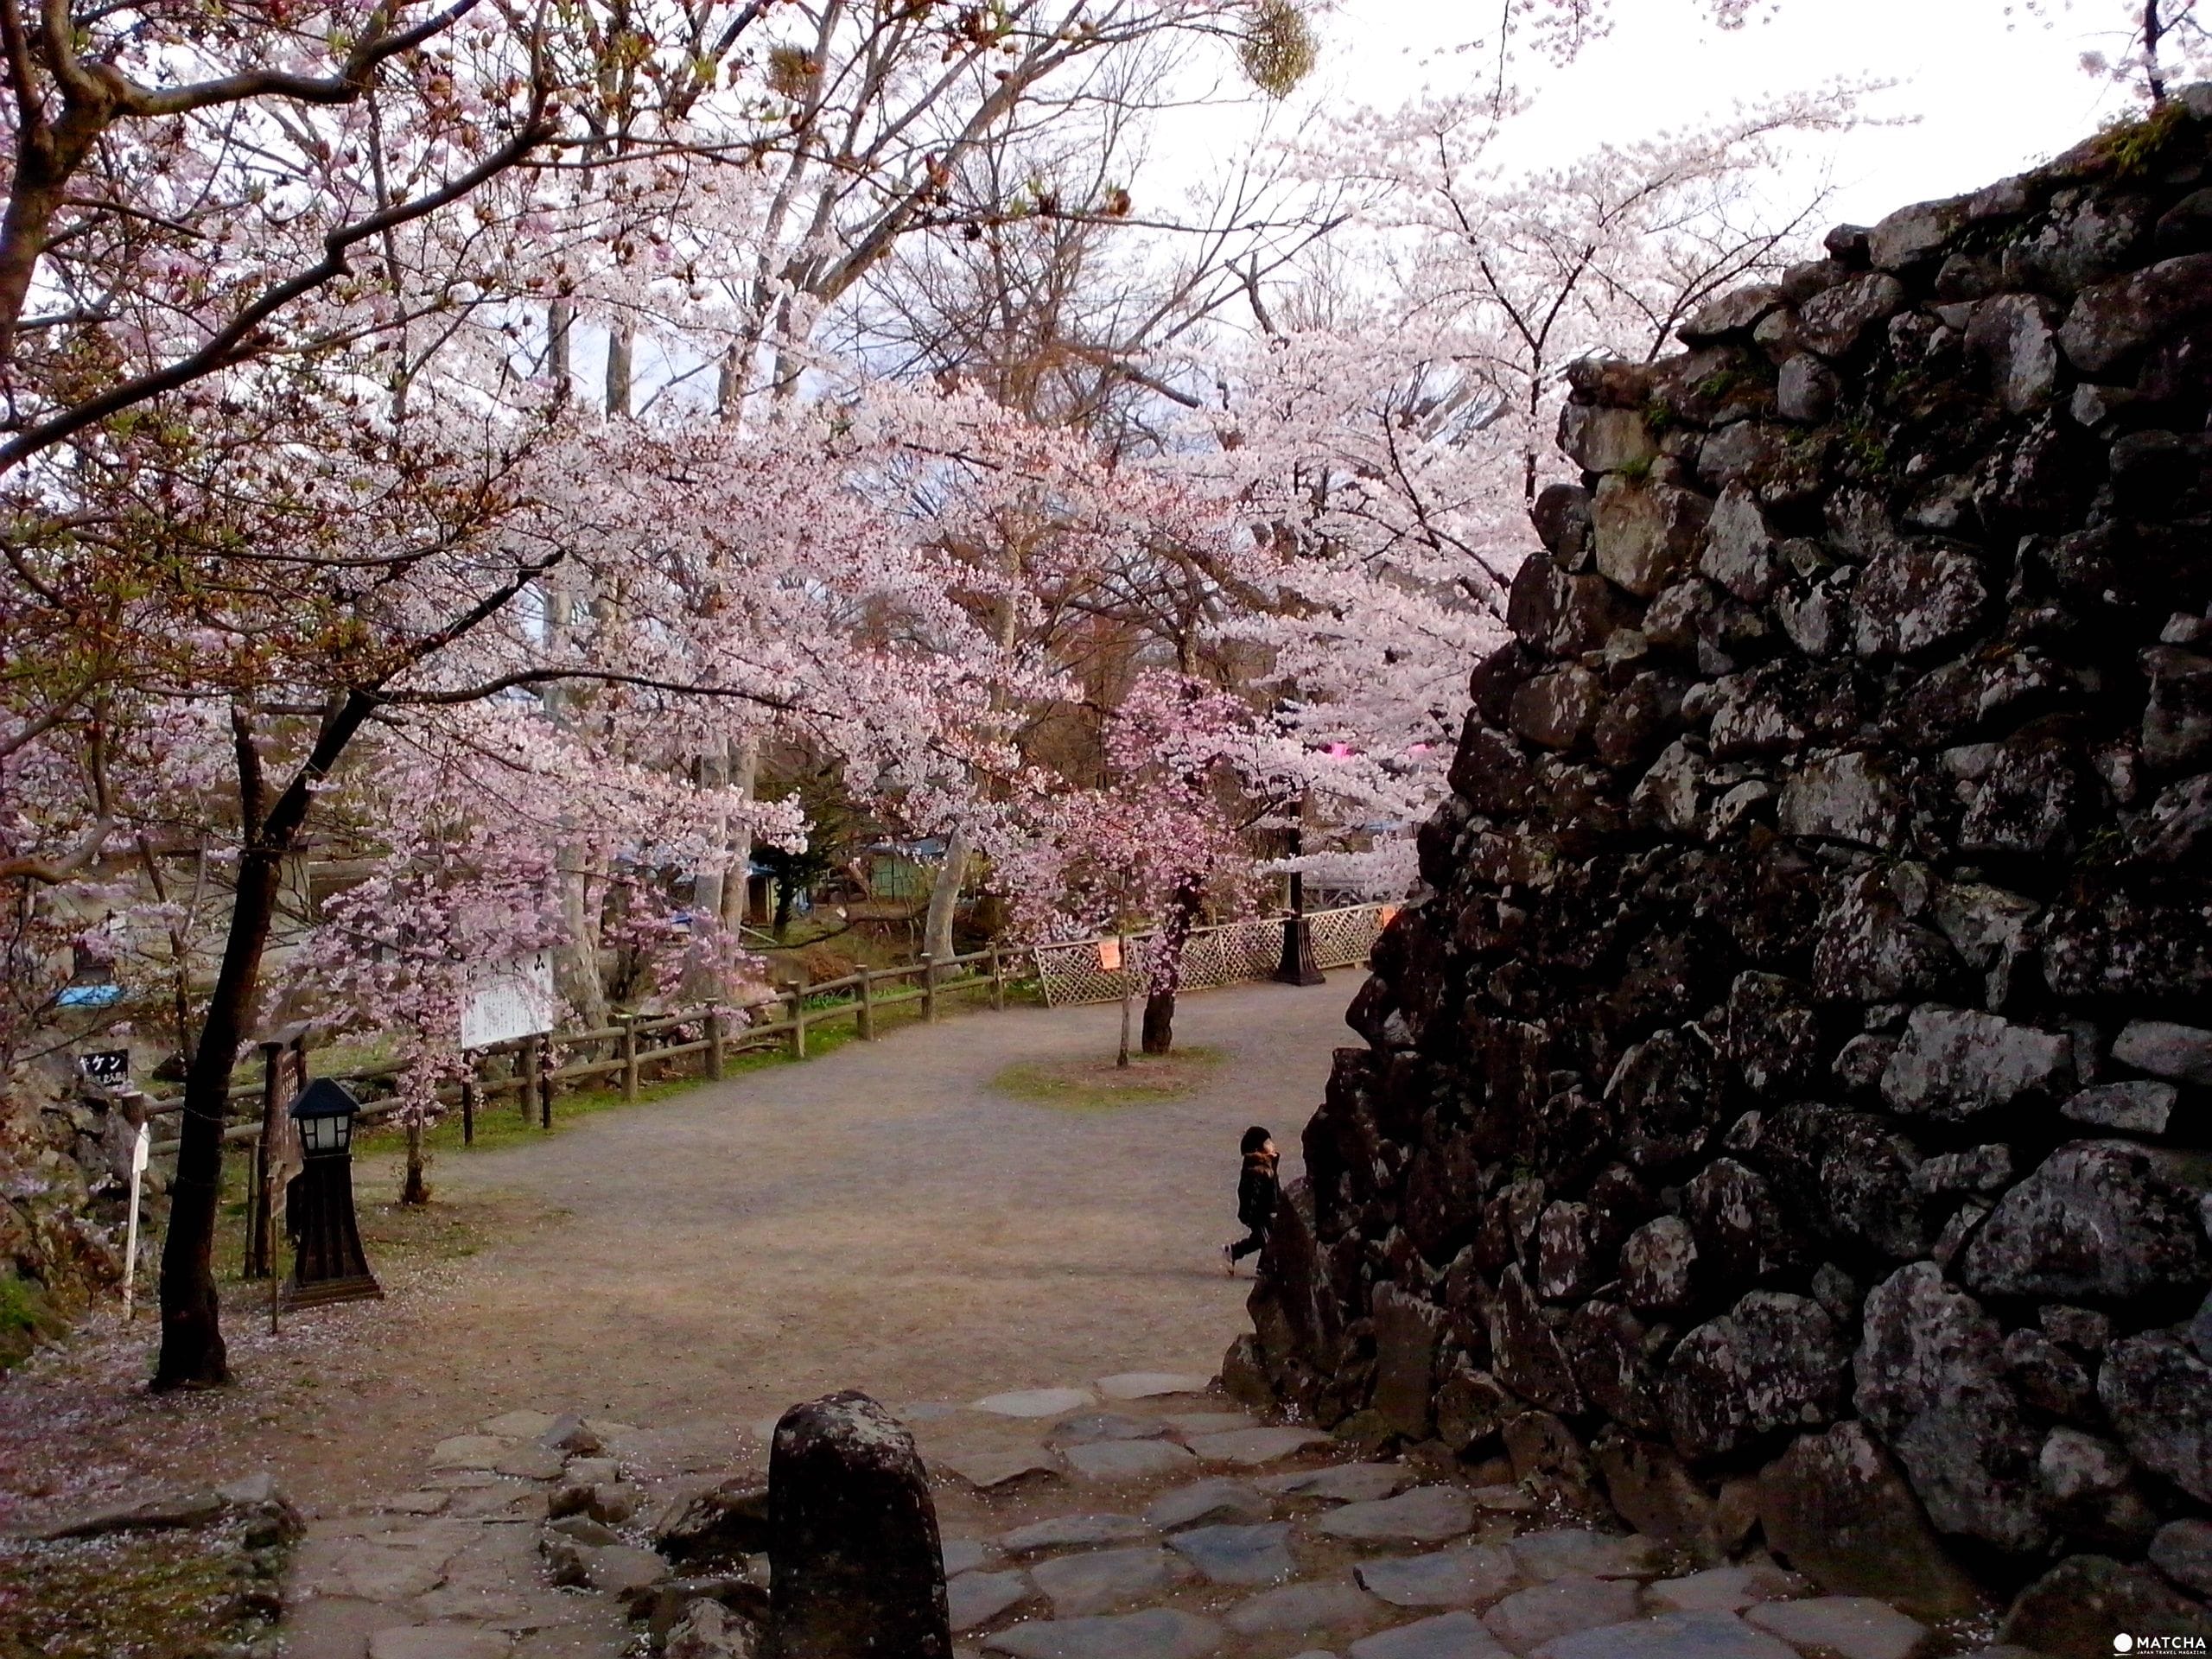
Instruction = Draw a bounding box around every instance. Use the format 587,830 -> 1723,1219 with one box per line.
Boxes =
1097,938 -> 1123,972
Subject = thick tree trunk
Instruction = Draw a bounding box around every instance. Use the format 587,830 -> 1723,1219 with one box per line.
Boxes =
155,695 -> 370,1389
153,849 -> 284,1389
556,848 -> 608,1031
922,822 -> 971,965
1141,875 -> 1205,1057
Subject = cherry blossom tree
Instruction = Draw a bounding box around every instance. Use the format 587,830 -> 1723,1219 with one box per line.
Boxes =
1488,0 -> 2204,104
1125,90 -> 1862,893
993,667 -> 1279,1053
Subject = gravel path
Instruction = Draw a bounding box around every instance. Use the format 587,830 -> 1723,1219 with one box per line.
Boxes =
271,976 -> 1357,1659
399,972 -> 1350,1439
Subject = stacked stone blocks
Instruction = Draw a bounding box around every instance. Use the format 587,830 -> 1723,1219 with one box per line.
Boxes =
1236,88 -> 2212,1652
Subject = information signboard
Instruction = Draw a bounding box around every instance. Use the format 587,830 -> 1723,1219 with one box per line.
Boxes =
460,950 -> 561,1051
77,1049 -> 130,1087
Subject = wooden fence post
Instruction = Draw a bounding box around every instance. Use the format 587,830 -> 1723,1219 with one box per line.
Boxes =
922,954 -> 938,1023
620,1014 -> 640,1102
516,1040 -> 535,1124
243,1040 -> 281,1280
988,944 -> 1005,1011
704,1006 -> 725,1080
785,988 -> 805,1060
461,1074 -> 477,1147
537,1033 -> 554,1128
857,968 -> 875,1040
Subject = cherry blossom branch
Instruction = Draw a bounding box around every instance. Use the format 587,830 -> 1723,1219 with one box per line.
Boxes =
0,80 -> 553,474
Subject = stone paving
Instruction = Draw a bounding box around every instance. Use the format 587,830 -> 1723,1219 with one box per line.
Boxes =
277,1361 -> 2050,1659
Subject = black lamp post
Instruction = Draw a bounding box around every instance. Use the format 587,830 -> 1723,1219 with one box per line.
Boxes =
283,1078 -> 383,1308
1274,810 -> 1325,987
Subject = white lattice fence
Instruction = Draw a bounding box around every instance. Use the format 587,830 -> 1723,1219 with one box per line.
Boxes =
1031,904 -> 1395,1008
1313,902 -> 1397,969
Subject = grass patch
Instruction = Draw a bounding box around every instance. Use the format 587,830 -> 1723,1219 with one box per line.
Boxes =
348,974 -> 1045,1163
994,1046 -> 1222,1112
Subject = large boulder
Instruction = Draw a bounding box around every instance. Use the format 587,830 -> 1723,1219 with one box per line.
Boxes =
1370,1283 -> 1445,1441
2098,1332 -> 2212,1505
1754,1421 -> 1980,1619
2056,251 -> 2212,372
1957,1141 -> 2210,1308
1853,1264 -> 2048,1555
1999,1554 -> 2211,1658
1592,477 -> 1713,597
763,1392 -> 951,1659
1662,1292 -> 1847,1461
1877,1006 -> 2073,1123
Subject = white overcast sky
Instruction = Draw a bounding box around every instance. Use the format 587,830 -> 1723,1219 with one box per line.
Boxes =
1177,0 -> 2148,230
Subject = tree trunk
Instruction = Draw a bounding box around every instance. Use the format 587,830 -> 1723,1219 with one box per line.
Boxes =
155,694 -> 372,1389
547,299 -> 573,396
922,822 -> 971,965
1117,939 -> 1133,1070
402,1117 -> 429,1205
720,733 -> 758,932
153,849 -> 283,1389
556,848 -> 608,1031
772,877 -> 797,941
605,322 -> 633,417
683,741 -> 730,1000
1141,875 -> 1205,1057
1141,988 -> 1175,1055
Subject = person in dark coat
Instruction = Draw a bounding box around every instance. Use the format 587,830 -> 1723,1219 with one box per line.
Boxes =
1223,1125 -> 1280,1274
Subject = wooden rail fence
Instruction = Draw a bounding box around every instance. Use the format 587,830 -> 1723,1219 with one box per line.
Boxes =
142,906 -> 1391,1160
143,946 -> 1014,1159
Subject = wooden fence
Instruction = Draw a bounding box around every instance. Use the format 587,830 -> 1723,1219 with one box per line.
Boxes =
142,906 -> 1395,1159
143,947 -> 1016,1158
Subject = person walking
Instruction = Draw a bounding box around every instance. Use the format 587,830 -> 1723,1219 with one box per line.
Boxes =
1223,1126 -> 1280,1275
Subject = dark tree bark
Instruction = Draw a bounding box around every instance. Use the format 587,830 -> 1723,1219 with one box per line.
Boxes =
153,696 -> 370,1390
1141,874 -> 1205,1056
150,847 -> 277,1388
402,1119 -> 429,1205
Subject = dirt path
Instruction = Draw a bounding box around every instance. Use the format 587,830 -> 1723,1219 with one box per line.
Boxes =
363,972 -> 1351,1459
1,975 -> 1354,1526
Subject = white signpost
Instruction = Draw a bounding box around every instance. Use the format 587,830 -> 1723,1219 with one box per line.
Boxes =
461,950 -> 560,1051
122,1119 -> 149,1322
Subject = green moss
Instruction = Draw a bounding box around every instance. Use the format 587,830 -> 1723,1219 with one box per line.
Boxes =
0,1273 -> 64,1371
1641,398 -> 1676,435
2075,823 -> 2128,868
1693,368 -> 1745,403
1836,414 -> 1891,478
1616,455 -> 1654,484
2088,100 -> 2190,178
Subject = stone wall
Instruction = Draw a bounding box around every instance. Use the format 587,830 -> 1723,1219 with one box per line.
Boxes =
1231,90 -> 2212,1650
1,1076 -> 137,1368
